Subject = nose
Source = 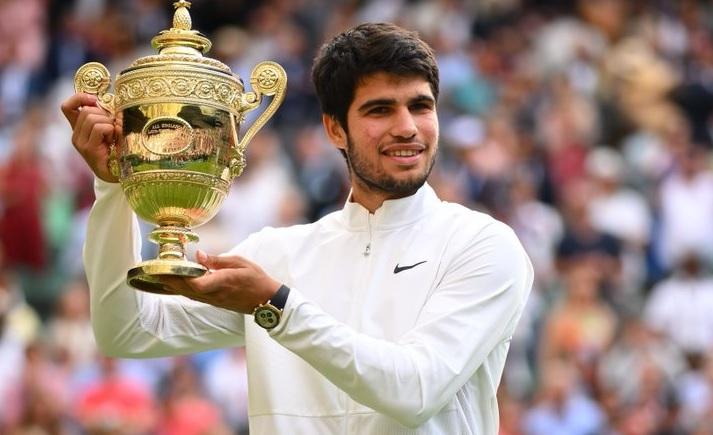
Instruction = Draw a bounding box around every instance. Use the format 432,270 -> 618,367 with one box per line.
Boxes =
390,107 -> 417,139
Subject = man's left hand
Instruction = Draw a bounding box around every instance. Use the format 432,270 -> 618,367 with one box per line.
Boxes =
164,251 -> 282,314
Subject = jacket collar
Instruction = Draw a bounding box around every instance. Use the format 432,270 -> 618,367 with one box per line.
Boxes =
340,183 -> 440,231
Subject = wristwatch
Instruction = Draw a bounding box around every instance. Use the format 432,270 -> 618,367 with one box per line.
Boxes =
253,284 -> 290,330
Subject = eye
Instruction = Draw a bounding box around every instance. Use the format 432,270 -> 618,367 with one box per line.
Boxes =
367,106 -> 390,115
410,102 -> 433,113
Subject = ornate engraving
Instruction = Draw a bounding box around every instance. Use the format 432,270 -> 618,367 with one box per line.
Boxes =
127,81 -> 145,99
75,62 -> 111,95
195,80 -> 216,99
258,69 -> 278,91
115,70 -> 243,113
253,62 -> 284,95
147,79 -> 169,97
216,84 -> 234,103
122,170 -> 230,194
130,54 -> 231,73
172,78 -> 194,96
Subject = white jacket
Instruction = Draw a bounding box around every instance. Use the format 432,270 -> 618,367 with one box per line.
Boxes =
84,180 -> 533,435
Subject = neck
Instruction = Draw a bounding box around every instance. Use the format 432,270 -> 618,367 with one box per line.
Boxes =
349,188 -> 389,214
349,177 -> 419,213
350,192 -> 385,214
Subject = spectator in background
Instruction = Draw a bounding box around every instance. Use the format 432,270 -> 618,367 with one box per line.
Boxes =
292,124 -> 350,221
536,75 -> 600,198
644,252 -> 713,359
539,259 -> 617,388
621,358 -> 684,435
586,147 -> 652,305
46,279 -> 96,370
658,144 -> 713,271
0,0 -> 47,127
675,352 -> 713,432
556,178 -> 622,301
672,21 -> 713,148
74,356 -> 157,435
0,107 -> 47,272
506,167 -> 564,293
202,348 -> 249,435
603,37 -> 682,142
205,130 -> 296,253
598,317 -> 687,427
0,275 -> 26,431
522,358 -> 606,435
436,115 -> 485,208
502,167 -> 563,399
0,269 -> 41,346
463,110 -> 521,216
11,341 -> 74,435
157,358 -> 230,435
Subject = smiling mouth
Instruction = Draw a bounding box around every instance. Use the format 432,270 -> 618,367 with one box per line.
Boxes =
384,149 -> 423,157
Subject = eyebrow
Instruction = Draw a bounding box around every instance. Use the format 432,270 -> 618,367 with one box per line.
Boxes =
357,94 -> 435,114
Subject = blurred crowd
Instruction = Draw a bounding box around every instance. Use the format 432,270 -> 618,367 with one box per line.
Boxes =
2,0 -> 713,433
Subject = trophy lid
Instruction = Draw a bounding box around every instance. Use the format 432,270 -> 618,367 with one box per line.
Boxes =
126,0 -> 232,74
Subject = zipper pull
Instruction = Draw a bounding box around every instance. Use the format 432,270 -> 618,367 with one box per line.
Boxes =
364,212 -> 372,256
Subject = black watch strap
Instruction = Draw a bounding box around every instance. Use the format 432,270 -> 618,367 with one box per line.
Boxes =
270,284 -> 291,310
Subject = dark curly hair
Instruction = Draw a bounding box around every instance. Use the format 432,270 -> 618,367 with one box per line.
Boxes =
311,22 -> 439,131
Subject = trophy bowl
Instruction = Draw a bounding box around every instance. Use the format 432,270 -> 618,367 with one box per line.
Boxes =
73,1 -> 286,294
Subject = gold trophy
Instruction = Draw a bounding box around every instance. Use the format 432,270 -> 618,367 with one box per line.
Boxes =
73,1 -> 286,294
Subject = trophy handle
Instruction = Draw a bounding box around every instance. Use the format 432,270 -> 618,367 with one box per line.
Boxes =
231,61 -> 287,176
74,62 -> 120,178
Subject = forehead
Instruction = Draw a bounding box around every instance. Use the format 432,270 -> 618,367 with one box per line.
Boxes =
351,72 -> 434,104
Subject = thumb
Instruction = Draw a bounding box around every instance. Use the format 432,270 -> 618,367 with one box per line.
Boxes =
196,250 -> 248,270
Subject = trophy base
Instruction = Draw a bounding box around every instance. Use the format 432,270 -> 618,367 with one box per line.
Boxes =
127,259 -> 207,294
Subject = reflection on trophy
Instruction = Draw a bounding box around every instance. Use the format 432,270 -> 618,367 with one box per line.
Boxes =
73,0 -> 286,294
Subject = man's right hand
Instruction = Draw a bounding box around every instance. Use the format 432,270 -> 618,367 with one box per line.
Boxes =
60,93 -> 120,183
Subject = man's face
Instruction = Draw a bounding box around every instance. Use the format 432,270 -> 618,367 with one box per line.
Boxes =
328,72 -> 439,201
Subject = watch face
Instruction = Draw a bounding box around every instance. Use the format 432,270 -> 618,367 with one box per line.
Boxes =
254,305 -> 281,329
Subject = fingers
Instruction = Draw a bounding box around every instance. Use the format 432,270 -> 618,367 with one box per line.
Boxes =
162,262 -> 280,313
196,249 -> 209,265
87,120 -> 115,152
72,108 -> 114,151
163,269 -> 226,295
62,93 -> 119,182
186,268 -> 237,294
197,251 -> 252,270
60,93 -> 98,127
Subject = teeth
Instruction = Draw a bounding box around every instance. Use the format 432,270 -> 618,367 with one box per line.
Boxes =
388,150 -> 419,157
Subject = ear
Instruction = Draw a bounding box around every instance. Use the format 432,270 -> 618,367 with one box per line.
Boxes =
322,114 -> 347,151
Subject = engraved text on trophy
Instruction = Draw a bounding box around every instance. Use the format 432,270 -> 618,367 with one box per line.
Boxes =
141,117 -> 194,155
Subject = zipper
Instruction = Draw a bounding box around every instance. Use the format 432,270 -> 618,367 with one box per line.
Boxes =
347,210 -> 374,432
363,212 -> 372,256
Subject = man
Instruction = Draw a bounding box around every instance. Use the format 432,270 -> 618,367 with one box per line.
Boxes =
61,23 -> 533,434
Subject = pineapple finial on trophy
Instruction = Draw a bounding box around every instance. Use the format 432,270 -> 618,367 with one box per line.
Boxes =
172,1 -> 192,30
152,0 -> 210,55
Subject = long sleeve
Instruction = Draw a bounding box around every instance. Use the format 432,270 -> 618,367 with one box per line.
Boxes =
84,179 -> 245,358
268,221 -> 533,428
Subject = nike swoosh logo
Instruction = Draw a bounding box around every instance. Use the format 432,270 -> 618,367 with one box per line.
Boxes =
394,261 -> 427,274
